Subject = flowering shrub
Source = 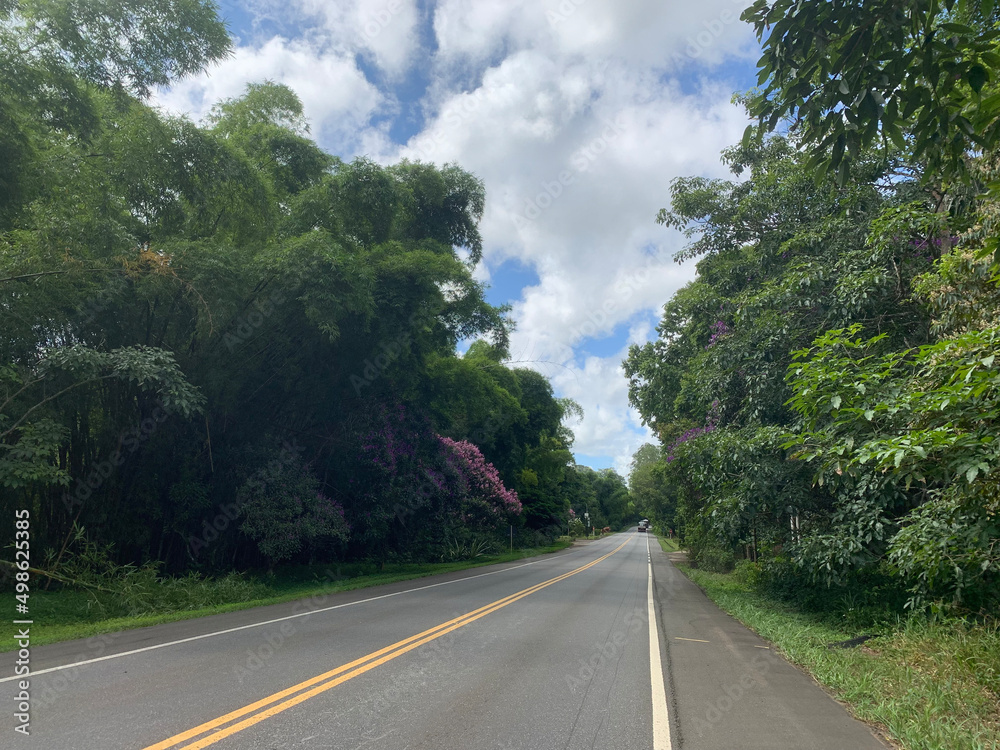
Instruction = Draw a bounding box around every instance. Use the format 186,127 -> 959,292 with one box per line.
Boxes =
350,403 -> 440,546
706,319 -> 730,348
349,404 -> 520,559
665,400 -> 720,462
438,435 -> 522,524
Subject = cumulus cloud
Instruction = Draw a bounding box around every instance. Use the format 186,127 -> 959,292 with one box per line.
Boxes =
156,0 -> 758,472
432,0 -> 756,73
548,350 -> 654,478
295,0 -> 423,76
154,36 -> 384,151
398,42 -> 750,468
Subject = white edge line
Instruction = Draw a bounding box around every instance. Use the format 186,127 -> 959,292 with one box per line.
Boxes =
1,555 -> 567,683
647,535 -> 673,750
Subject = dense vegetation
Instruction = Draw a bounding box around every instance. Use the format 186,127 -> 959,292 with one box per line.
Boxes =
0,0 -> 634,593
627,0 -> 1000,617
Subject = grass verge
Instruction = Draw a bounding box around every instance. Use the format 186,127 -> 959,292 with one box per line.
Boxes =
4,541 -> 571,651
678,565 -> 1000,750
655,535 -> 680,553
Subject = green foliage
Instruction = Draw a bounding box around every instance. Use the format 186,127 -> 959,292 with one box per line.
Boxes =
440,534 -> 496,562
0,419 -> 68,488
786,325 -> 1000,492
236,456 -> 348,566
628,443 -> 675,529
8,0 -> 232,97
0,0 -> 230,224
890,483 -> 1000,611
915,246 -> 1000,335
731,558 -> 763,587
0,5 -> 576,581
627,137 -> 926,436
743,0 -> 1000,183
0,345 -> 204,489
35,525 -> 270,618
625,118 -> 1000,614
696,546 -> 737,574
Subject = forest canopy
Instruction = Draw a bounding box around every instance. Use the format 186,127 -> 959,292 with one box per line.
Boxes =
0,0 -> 614,578
627,0 -> 1000,614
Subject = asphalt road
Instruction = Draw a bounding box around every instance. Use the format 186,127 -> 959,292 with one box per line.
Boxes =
2,533 -> 888,749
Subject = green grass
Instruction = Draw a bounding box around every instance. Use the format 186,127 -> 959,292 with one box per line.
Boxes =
678,565 -> 1000,750
655,535 -> 680,553
3,541 -> 571,651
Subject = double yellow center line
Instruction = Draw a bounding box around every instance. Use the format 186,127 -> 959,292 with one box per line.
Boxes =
143,537 -> 632,749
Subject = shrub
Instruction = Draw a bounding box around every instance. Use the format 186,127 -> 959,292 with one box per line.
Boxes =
237,456 -> 349,566
38,526 -> 270,617
733,559 -> 763,587
696,546 -> 737,573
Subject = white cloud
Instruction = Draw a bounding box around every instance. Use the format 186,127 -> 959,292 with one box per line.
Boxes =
295,0 -> 423,76
397,35 -> 748,471
547,349 -> 656,478
156,0 -> 758,474
154,37 -> 384,151
431,0 -> 756,73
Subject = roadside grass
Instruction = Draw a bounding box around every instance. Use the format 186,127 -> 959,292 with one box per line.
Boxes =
655,535 -> 680,553
4,541 -> 571,651
679,566 -> 1000,750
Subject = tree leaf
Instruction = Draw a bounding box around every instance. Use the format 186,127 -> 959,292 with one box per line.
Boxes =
966,63 -> 989,94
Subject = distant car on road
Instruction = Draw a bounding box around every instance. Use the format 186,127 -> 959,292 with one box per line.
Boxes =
637,519 -> 649,533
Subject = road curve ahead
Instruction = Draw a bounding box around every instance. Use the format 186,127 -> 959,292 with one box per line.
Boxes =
2,534 -> 887,749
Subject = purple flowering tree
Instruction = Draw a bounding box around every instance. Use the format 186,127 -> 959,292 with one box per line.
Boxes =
349,403 -> 445,551
438,436 -> 521,530
348,403 -> 522,560
664,400 -> 720,462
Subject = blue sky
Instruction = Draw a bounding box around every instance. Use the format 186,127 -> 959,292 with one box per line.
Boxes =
157,0 -> 762,476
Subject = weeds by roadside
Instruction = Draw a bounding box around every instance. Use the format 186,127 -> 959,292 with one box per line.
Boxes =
679,565 -> 1000,750
656,535 -> 680,553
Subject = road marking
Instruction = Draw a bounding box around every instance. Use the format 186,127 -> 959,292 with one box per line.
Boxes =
0,555 -> 568,684
142,538 -> 633,750
646,535 -> 673,750
754,645 -> 770,649
674,637 -> 710,643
